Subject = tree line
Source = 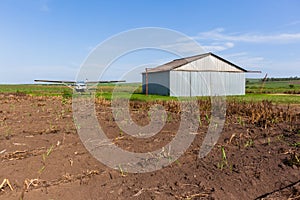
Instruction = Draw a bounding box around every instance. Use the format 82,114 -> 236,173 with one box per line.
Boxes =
264,76 -> 300,82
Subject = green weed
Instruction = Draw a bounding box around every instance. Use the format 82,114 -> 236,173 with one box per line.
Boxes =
291,142 -> 300,147
217,146 -> 230,170
197,115 -> 202,127
38,145 -> 54,174
118,164 -> 127,177
237,116 -> 244,126
205,114 -> 210,124
244,139 -> 254,148
167,112 -> 173,123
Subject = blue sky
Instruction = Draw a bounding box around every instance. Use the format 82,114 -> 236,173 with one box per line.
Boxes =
0,0 -> 300,83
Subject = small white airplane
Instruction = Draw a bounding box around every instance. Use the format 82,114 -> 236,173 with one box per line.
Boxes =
34,79 -> 125,93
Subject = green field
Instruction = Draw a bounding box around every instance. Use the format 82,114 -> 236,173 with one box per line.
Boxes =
246,78 -> 300,94
0,84 -> 69,96
0,78 -> 299,104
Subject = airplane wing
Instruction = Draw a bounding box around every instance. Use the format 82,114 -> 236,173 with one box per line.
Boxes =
34,80 -> 76,84
85,80 -> 126,84
35,79 -> 126,92
35,80 -> 125,84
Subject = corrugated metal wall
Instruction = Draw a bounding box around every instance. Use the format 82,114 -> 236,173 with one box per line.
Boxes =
142,71 -> 170,95
169,71 -> 190,96
170,71 -> 245,97
191,72 -> 211,96
222,72 -> 245,95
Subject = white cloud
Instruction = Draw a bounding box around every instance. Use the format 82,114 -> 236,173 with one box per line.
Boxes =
202,42 -> 234,52
220,52 -> 267,72
159,41 -> 205,55
224,52 -> 265,63
196,28 -> 300,43
159,39 -> 234,55
285,20 -> 300,27
222,52 -> 248,58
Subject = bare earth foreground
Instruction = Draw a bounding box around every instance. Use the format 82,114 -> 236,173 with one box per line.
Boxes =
0,94 -> 299,200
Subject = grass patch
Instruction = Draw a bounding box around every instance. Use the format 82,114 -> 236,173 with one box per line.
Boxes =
228,93 -> 300,104
0,81 -> 299,104
0,84 -> 70,96
246,78 -> 300,94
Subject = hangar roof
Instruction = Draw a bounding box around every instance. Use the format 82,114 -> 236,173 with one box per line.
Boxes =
144,52 -> 258,73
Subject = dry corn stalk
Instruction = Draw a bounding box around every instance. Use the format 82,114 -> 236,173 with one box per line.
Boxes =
24,179 -> 40,190
0,178 -> 13,191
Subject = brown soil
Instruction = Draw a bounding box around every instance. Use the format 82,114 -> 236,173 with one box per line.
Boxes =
0,94 -> 299,200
